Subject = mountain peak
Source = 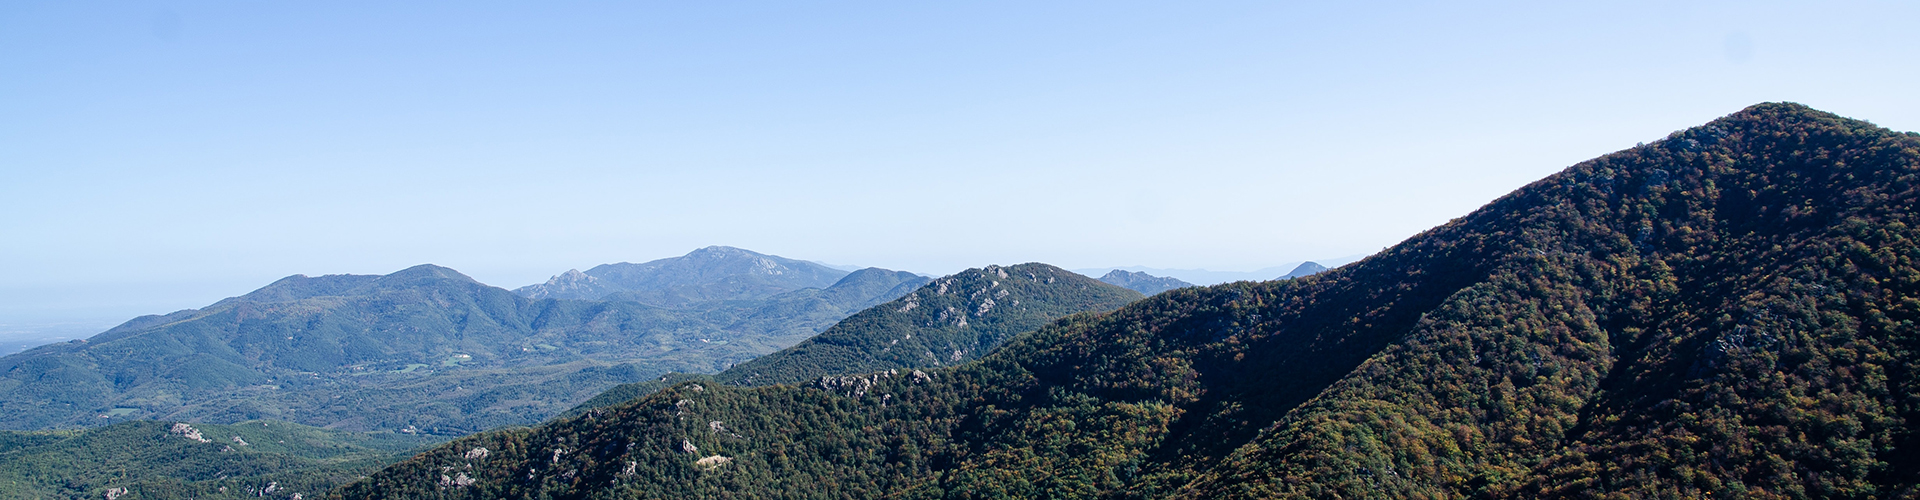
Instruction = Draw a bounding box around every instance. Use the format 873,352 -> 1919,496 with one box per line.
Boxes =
515,247 -> 850,305
689,245 -> 749,256
1280,261 -> 1328,279
517,269 -> 609,300
223,264 -> 476,305
1735,100 -> 1819,118
385,264 -> 476,282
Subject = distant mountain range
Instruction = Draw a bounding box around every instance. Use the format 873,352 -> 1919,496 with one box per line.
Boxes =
337,103 -> 1920,498
0,248 -> 924,435
0,259 -> 1130,500
1074,256 -> 1359,285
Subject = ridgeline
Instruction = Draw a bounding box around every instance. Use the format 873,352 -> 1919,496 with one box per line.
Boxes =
567,263 -> 1142,413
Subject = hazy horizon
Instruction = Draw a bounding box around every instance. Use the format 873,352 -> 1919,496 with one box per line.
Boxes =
6,2 -> 1918,341
0,246 -> 1367,347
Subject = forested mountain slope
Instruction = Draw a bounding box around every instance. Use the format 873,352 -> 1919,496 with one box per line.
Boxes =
716,263 -> 1142,387
0,263 -> 922,434
335,103 -> 1920,499
0,419 -> 438,500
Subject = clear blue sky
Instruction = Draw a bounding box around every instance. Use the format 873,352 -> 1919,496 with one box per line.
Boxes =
4,1 -> 1918,335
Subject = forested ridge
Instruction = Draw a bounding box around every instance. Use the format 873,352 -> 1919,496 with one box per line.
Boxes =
717,263 -> 1142,387
0,420 -> 439,500
324,102 -> 1920,498
565,263 -> 1141,414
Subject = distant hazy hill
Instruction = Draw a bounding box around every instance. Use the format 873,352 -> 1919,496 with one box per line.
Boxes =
0,256 -> 923,434
338,104 -> 1920,498
1278,261 -> 1328,279
0,419 -> 438,500
1097,269 -> 1194,295
0,337 -> 70,356
1075,257 -> 1362,286
567,263 -> 1141,412
514,246 -> 851,307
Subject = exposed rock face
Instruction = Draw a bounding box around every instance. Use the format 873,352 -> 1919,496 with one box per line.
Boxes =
169,423 -> 209,443
1097,269 -> 1195,295
517,269 -> 613,300
694,455 -> 732,470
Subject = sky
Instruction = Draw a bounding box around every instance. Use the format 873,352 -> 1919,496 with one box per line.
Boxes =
4,1 -> 1919,338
